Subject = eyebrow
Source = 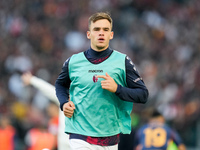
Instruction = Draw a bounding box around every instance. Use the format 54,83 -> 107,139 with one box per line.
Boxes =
93,27 -> 110,30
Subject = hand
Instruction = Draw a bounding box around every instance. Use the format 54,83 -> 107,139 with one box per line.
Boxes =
21,72 -> 33,85
136,144 -> 142,150
63,101 -> 75,118
97,72 -> 118,93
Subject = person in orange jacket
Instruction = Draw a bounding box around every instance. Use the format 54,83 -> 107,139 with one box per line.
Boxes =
0,115 -> 16,150
25,120 -> 57,150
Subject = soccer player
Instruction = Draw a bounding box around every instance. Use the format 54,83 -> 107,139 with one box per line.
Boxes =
134,109 -> 186,150
55,12 -> 149,150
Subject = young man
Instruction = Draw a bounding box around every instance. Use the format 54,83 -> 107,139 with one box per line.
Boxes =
134,110 -> 186,150
55,12 -> 149,150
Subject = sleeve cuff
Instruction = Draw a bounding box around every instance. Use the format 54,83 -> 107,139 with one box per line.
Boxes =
60,100 -> 69,111
115,84 -> 122,95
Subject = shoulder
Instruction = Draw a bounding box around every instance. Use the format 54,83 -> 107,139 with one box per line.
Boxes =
71,52 -> 84,59
113,50 -> 126,56
125,56 -> 139,74
63,57 -> 71,67
112,50 -> 132,61
63,52 -> 84,66
111,50 -> 127,61
136,124 -> 147,136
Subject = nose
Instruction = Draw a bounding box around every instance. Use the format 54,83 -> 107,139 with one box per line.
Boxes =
99,29 -> 104,36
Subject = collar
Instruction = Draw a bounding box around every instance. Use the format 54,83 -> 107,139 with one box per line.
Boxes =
87,47 -> 112,58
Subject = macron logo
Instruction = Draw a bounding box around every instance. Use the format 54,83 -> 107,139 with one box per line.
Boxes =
88,70 -> 103,73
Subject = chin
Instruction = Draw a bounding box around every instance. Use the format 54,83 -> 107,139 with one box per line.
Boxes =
96,44 -> 107,49
96,46 -> 106,51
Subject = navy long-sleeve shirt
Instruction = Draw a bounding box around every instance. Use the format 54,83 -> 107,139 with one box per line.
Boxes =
55,47 -> 148,110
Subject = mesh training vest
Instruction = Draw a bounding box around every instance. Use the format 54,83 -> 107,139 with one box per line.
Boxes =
66,50 -> 133,137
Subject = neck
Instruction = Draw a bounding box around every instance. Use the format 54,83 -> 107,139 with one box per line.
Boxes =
91,45 -> 109,52
89,47 -> 110,54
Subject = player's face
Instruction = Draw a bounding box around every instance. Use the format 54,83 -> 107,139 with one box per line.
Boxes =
87,19 -> 113,51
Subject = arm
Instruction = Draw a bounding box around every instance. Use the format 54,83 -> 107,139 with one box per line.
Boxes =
55,58 -> 75,118
170,129 -> 186,150
21,72 -> 59,105
98,56 -> 149,103
116,56 -> 148,103
55,59 -> 71,110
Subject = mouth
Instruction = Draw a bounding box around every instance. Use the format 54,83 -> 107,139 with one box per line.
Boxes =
98,38 -> 105,42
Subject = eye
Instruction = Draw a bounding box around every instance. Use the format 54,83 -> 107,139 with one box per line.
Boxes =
104,28 -> 109,31
93,28 -> 100,31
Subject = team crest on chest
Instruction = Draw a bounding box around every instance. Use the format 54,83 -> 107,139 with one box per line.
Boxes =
93,74 -> 98,83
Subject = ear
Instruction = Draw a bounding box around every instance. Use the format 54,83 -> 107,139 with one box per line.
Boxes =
110,31 -> 114,40
87,31 -> 91,39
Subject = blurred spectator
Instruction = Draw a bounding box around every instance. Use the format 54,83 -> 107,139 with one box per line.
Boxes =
25,120 -> 57,150
21,72 -> 70,150
0,115 -> 16,150
134,109 -> 186,150
47,102 -> 59,148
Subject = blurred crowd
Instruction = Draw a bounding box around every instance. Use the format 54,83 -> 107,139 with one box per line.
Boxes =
0,0 -> 200,149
